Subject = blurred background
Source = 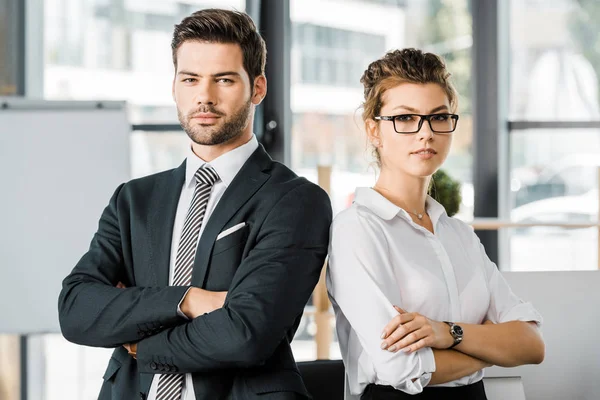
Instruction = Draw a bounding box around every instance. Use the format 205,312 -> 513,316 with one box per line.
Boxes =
1,0 -> 599,398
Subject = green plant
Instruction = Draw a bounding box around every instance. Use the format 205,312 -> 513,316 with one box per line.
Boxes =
429,169 -> 462,217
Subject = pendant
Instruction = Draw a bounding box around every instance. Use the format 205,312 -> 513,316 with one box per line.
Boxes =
417,213 -> 423,220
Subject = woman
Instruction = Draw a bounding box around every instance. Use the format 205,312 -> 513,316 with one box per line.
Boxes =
326,48 -> 545,399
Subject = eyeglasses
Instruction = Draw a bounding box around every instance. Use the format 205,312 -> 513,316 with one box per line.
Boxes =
374,113 -> 459,134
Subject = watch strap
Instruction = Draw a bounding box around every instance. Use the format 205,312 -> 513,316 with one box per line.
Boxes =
444,321 -> 463,349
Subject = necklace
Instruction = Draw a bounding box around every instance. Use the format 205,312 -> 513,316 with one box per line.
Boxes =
372,186 -> 427,220
406,209 -> 425,220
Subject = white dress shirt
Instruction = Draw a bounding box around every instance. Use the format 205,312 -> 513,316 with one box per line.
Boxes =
327,187 -> 542,398
148,135 -> 259,400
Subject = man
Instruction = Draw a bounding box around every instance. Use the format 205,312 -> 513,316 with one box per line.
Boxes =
58,9 -> 332,400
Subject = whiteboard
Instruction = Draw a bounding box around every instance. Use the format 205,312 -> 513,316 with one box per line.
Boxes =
0,99 -> 130,333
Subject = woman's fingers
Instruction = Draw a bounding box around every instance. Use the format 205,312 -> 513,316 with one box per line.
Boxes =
382,319 -> 421,349
394,305 -> 407,314
389,328 -> 429,352
401,337 -> 431,354
381,312 -> 416,339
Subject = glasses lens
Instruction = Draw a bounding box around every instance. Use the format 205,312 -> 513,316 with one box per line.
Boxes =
430,114 -> 455,132
393,115 -> 420,133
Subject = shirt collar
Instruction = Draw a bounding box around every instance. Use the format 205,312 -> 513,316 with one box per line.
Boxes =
353,187 -> 448,224
425,195 -> 448,226
185,135 -> 259,188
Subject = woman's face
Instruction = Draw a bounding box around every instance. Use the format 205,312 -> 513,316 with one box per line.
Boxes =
368,82 -> 454,179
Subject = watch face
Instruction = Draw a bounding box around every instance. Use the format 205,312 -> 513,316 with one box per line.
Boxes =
454,326 -> 463,336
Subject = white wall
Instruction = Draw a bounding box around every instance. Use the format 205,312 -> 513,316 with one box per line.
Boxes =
485,271 -> 600,400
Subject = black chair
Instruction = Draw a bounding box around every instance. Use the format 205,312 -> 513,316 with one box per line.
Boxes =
297,359 -> 345,400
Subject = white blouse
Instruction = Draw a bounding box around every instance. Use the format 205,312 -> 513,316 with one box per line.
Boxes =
327,187 -> 542,397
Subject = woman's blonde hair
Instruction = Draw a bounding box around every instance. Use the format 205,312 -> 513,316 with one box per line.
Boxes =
360,48 -> 458,166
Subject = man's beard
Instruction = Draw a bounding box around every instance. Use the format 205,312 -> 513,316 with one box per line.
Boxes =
178,99 -> 252,146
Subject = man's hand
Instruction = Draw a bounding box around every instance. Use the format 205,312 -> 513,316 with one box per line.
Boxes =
380,306 -> 454,353
117,283 -> 225,355
123,342 -> 137,359
180,287 -> 227,319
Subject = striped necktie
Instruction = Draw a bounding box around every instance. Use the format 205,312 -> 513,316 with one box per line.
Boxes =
156,164 -> 219,400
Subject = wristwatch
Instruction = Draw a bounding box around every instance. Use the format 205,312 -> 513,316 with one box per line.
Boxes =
444,321 -> 463,349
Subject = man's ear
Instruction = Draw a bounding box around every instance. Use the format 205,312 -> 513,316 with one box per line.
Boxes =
172,78 -> 176,102
251,75 -> 267,105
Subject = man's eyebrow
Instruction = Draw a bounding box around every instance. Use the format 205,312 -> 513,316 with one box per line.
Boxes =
212,71 -> 241,78
176,71 -> 241,78
177,70 -> 200,77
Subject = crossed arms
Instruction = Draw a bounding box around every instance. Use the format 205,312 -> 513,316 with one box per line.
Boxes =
58,182 -> 332,373
327,213 -> 544,393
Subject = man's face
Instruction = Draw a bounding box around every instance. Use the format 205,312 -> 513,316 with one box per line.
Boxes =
173,41 -> 260,146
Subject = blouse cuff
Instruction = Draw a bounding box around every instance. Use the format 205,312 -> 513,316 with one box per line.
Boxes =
399,348 -> 436,394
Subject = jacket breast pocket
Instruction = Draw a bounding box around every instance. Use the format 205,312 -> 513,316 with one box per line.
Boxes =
204,224 -> 249,291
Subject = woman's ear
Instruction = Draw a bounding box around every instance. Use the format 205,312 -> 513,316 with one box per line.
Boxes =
366,119 -> 381,147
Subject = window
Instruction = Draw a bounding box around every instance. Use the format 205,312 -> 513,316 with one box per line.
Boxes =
293,23 -> 386,86
131,130 -> 189,178
509,0 -> 600,121
0,0 -> 20,95
507,0 -> 600,271
0,335 -> 20,400
44,0 -> 245,124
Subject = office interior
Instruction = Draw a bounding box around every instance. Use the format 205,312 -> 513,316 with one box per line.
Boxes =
1,0 -> 599,399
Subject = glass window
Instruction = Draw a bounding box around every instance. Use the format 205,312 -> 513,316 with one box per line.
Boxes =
131,130 -> 189,178
38,335 -> 112,400
44,0 -> 246,124
0,335 -> 20,400
509,131 -> 599,271
293,23 -> 386,87
0,0 -> 20,95
508,0 -> 600,272
510,0 -> 600,121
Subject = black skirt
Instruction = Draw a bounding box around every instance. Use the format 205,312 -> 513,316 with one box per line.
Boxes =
361,380 -> 488,400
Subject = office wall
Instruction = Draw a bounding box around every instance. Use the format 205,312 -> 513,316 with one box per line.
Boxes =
486,271 -> 600,400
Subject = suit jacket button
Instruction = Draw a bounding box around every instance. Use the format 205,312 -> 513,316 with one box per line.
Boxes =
150,362 -> 158,370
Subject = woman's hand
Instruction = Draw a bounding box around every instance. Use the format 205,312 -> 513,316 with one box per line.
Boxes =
380,306 -> 454,353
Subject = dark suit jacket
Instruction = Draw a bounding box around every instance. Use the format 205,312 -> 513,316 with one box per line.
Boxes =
58,145 -> 332,400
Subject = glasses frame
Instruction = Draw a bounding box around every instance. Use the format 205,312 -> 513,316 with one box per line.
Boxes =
374,113 -> 460,134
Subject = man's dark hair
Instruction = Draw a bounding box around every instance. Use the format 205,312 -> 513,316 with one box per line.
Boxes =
172,9 -> 267,84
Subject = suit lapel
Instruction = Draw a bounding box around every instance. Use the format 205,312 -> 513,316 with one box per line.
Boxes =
147,161 -> 186,287
190,145 -> 272,288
